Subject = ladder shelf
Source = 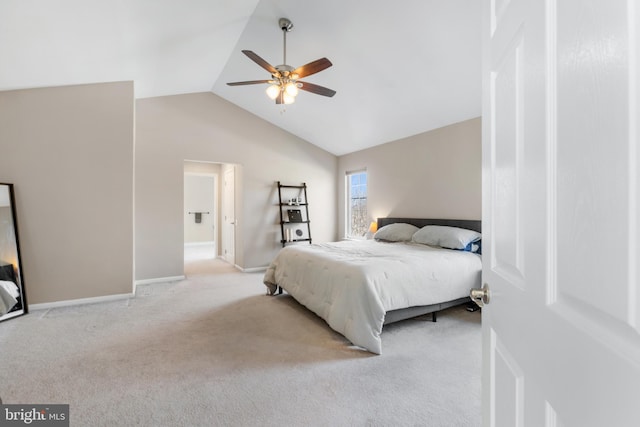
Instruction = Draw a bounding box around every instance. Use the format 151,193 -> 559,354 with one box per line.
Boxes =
277,181 -> 312,247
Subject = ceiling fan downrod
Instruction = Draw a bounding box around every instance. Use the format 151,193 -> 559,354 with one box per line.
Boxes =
279,18 -> 293,66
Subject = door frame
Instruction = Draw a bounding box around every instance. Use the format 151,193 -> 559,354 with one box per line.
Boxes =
221,165 -> 236,266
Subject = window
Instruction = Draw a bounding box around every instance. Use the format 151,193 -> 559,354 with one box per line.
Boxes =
346,170 -> 368,239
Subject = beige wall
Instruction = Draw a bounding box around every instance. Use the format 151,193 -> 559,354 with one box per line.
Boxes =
0,80 -> 478,303
0,82 -> 134,304
135,92 -> 337,280
337,117 -> 482,237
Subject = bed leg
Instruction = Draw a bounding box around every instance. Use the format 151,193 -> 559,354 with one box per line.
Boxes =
432,312 -> 437,322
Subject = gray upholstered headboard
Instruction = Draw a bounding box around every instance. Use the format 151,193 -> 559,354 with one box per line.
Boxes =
377,217 -> 482,233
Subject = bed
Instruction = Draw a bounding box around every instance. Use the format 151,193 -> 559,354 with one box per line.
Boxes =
263,218 -> 482,354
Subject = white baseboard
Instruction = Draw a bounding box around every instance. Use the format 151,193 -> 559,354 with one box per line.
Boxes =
134,275 -> 186,286
236,265 -> 268,273
30,292 -> 135,311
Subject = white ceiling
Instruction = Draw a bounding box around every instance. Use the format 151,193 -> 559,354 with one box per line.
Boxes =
0,0 -> 481,156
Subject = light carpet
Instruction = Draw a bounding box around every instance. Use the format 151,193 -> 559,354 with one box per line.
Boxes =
0,258 -> 481,426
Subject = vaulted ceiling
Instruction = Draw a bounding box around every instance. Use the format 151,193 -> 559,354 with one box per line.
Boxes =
0,0 -> 481,155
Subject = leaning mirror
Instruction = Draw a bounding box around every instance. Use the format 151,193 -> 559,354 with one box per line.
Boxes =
0,183 -> 27,321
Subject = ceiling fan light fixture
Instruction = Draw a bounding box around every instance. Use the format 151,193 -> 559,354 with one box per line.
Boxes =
283,93 -> 296,104
266,84 -> 281,100
284,82 -> 299,97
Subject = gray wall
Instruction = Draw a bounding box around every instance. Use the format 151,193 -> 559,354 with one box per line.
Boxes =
0,82 -> 134,304
337,117 -> 481,237
135,92 -> 338,281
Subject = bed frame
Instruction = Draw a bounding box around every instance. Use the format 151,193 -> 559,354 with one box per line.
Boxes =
377,217 -> 481,324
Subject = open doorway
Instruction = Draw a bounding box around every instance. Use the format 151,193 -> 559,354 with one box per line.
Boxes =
183,161 -> 238,276
184,161 -> 219,276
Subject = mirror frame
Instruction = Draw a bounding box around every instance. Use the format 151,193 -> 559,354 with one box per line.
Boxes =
0,183 -> 28,321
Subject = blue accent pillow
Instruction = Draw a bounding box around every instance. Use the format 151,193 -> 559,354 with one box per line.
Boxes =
461,240 -> 482,254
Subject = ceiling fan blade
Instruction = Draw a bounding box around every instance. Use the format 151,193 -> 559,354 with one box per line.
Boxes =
298,81 -> 336,97
242,50 -> 277,74
226,80 -> 271,86
293,58 -> 332,79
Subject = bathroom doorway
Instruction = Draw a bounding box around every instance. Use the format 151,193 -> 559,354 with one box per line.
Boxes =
184,161 -> 218,274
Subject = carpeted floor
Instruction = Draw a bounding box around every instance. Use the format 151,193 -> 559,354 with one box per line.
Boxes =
0,256 -> 481,426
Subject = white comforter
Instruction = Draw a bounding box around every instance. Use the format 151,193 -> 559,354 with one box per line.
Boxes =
263,240 -> 481,354
0,280 -> 19,316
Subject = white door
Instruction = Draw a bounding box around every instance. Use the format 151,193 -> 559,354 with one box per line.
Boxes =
482,0 -> 640,426
222,167 -> 235,265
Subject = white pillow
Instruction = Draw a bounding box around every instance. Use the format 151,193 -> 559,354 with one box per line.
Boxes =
412,225 -> 481,251
374,223 -> 419,242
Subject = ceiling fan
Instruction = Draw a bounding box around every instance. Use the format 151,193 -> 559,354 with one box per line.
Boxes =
227,18 -> 336,105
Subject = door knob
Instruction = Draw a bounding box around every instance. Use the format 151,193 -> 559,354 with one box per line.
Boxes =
470,283 -> 491,308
